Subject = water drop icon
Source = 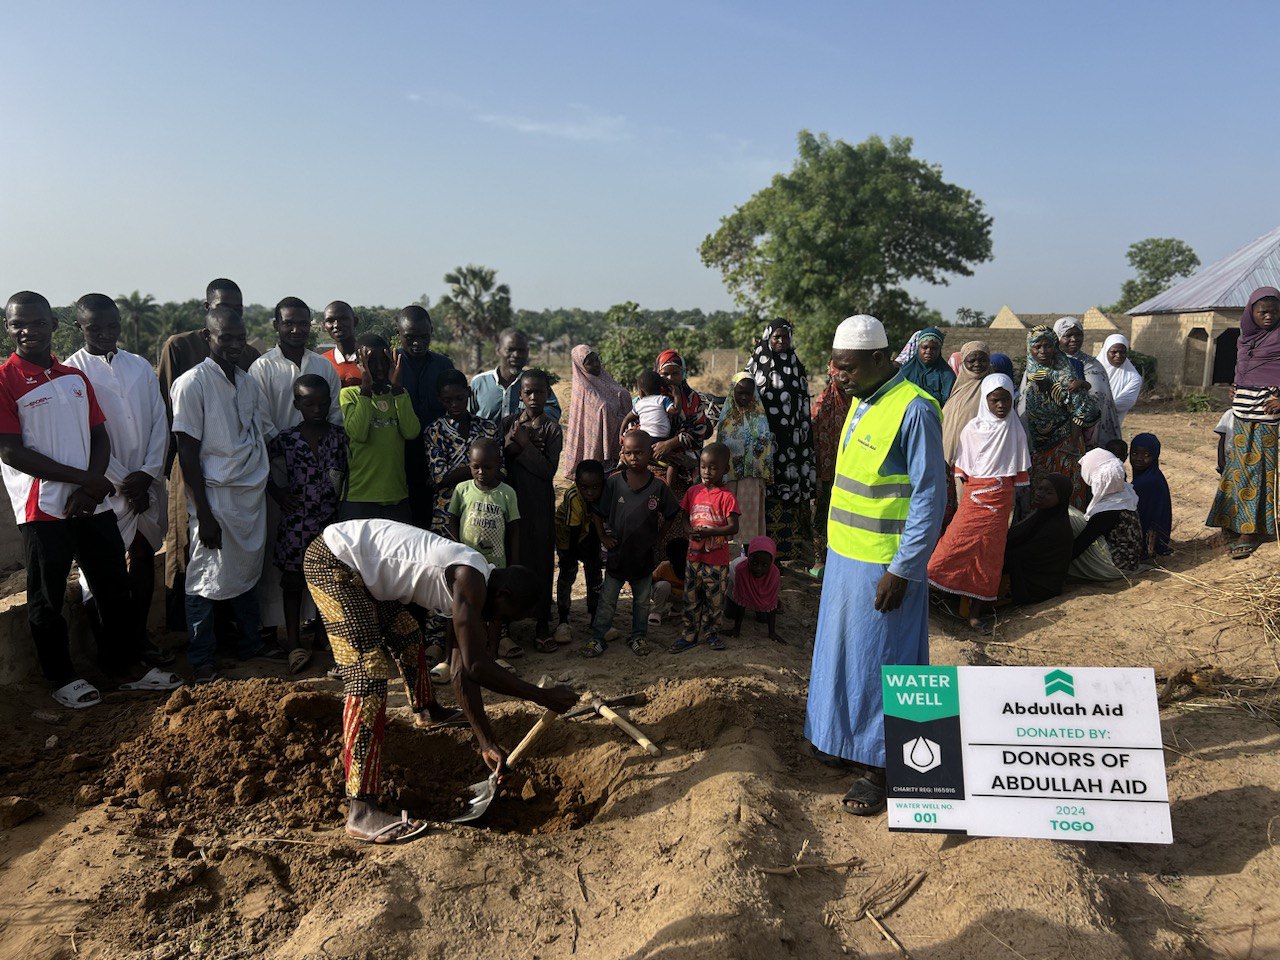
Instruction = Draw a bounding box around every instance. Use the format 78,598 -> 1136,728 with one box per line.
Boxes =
909,737 -> 934,767
903,736 -> 942,773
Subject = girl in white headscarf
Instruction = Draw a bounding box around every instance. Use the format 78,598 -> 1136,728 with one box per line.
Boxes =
1098,334 -> 1143,427
1070,448 -> 1144,575
928,374 -> 1030,630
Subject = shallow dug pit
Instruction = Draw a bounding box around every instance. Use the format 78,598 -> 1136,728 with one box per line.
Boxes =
94,680 -> 619,835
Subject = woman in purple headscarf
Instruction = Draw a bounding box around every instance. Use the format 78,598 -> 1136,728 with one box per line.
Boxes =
1207,287 -> 1280,559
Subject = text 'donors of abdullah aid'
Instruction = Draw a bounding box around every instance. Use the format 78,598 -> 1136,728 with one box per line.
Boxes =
880,666 -> 1172,844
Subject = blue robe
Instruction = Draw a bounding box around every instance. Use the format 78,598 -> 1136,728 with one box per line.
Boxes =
804,373 -> 946,768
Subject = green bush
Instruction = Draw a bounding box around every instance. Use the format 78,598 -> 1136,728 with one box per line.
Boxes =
597,303 -> 706,389
1128,350 -> 1158,391
1183,391 -> 1211,413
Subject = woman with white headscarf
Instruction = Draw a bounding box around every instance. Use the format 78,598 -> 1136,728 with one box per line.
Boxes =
1098,334 -> 1143,428
1053,318 -> 1121,448
1071,448 -> 1144,575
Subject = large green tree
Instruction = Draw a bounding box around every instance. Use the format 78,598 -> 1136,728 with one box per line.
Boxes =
114,290 -> 160,355
700,131 -> 993,365
436,264 -> 513,371
1107,237 -> 1200,312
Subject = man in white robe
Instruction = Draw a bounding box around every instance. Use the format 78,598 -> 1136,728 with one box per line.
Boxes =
171,307 -> 282,681
248,297 -> 342,632
65,295 -> 171,663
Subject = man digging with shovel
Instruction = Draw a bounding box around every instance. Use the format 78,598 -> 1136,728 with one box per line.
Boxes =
304,519 -> 578,844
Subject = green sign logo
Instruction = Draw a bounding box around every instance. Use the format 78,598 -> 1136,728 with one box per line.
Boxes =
1045,670 -> 1075,697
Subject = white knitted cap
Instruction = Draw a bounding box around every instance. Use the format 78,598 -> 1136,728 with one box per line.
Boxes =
832,314 -> 888,350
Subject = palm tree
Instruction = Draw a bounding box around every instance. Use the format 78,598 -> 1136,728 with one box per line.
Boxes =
114,291 -> 159,354
436,265 -> 512,371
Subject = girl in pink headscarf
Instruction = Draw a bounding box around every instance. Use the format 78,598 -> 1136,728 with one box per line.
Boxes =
724,536 -> 784,644
562,345 -> 631,479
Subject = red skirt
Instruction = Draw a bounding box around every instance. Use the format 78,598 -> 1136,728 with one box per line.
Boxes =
927,475 -> 1018,602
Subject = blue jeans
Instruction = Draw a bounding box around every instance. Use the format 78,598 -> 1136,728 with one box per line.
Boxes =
186,590 -> 261,670
589,574 -> 653,643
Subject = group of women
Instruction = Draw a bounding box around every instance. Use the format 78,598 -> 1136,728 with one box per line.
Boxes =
903,321 -> 1165,631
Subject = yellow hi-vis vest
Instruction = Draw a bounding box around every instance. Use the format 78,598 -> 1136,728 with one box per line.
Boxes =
828,378 -> 939,564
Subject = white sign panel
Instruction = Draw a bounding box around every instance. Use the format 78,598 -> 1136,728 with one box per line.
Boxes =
882,666 -> 1172,844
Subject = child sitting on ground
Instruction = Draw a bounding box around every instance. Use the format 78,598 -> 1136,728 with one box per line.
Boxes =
1129,432 -> 1172,559
553,459 -> 605,645
586,430 -> 679,658
448,437 -> 520,569
725,535 -> 783,644
648,539 -> 687,625
670,442 -> 739,653
267,374 -> 348,673
621,369 -> 681,485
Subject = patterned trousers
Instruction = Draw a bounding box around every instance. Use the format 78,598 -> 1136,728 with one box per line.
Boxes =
304,537 -> 438,800
682,560 -> 728,646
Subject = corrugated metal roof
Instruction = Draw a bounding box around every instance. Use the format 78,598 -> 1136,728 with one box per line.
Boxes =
1128,225 -> 1280,314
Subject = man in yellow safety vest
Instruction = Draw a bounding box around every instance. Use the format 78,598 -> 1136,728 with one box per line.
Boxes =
804,315 -> 946,815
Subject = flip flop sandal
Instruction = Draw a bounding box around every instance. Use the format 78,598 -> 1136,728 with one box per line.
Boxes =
1230,542 -> 1259,561
707,637 -> 726,651
52,679 -> 101,710
842,776 -> 886,817
581,641 -> 606,659
969,617 -> 995,636
356,810 -> 430,845
288,648 -> 313,675
119,668 -> 184,692
419,707 -> 465,728
534,636 -> 558,654
668,639 -> 698,654
627,637 -> 652,657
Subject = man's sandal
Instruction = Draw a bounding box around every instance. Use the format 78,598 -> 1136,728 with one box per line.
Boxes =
351,810 -> 430,844
52,679 -> 101,710
841,776 -> 886,817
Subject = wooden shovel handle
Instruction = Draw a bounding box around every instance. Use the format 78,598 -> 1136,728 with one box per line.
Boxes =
507,707 -> 558,766
597,702 -> 661,757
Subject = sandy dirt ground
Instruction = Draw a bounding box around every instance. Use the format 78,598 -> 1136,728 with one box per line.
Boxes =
1,407 -> 1279,960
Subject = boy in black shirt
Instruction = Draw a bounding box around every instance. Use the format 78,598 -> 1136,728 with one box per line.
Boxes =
584,431 -> 678,658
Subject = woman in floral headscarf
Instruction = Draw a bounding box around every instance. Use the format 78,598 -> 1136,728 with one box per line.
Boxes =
745,319 -> 816,564
1022,324 -> 1099,508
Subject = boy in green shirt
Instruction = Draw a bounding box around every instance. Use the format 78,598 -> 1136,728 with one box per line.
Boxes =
339,334 -> 420,523
448,438 -> 520,568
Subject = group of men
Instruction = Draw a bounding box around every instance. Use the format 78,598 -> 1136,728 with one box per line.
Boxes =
1,279 -> 574,842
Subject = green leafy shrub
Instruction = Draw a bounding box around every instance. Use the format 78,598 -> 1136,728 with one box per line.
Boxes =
1183,391 -> 1211,413
1128,350 -> 1158,391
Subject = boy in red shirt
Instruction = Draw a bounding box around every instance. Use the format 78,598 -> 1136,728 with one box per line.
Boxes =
0,292 -> 181,708
671,442 -> 739,653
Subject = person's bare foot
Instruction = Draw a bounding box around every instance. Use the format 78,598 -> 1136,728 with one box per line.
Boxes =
345,798 -> 427,843
414,702 -> 462,728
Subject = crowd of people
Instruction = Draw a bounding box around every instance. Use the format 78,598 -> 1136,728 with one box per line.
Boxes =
4,277 -> 1275,838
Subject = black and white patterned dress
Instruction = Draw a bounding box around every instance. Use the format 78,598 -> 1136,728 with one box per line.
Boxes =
745,320 -> 816,502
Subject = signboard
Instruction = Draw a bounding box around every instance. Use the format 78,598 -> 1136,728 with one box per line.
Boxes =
882,666 -> 1171,844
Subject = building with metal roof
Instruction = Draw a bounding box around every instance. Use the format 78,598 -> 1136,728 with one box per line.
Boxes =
1126,225 -> 1280,389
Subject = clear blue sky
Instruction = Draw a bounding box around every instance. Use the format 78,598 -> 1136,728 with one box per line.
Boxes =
2,1 -> 1276,320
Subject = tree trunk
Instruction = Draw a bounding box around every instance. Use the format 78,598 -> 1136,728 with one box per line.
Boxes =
471,337 -> 484,373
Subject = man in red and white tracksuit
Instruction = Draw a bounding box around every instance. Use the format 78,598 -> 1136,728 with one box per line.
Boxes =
0,291 -> 180,709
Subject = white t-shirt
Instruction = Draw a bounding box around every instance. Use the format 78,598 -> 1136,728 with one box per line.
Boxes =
321,520 -> 492,615
633,394 -> 673,439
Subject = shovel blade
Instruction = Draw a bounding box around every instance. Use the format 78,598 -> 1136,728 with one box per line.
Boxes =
450,773 -> 499,824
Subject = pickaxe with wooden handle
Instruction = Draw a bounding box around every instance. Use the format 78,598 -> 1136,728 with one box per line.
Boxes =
582,690 -> 661,756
